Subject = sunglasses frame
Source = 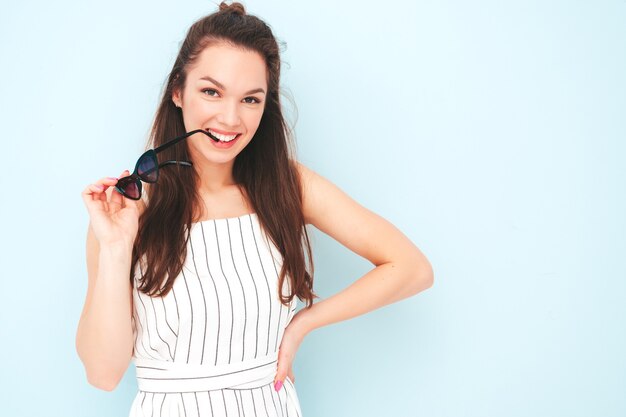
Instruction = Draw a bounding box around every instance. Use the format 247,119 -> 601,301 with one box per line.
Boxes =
115,129 -> 211,200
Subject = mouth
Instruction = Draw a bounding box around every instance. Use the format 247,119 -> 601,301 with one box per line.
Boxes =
205,128 -> 241,143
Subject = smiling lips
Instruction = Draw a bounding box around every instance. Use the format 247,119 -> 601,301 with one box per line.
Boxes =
205,128 -> 241,142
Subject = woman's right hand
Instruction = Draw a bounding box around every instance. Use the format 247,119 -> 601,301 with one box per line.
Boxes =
81,169 -> 141,248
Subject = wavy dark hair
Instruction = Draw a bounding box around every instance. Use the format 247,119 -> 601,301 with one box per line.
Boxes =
130,1 -> 316,308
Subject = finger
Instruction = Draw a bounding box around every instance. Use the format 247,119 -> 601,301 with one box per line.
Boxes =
113,170 -> 141,211
288,369 -> 295,383
109,170 -> 128,209
274,377 -> 284,392
82,183 -> 106,203
98,177 -> 119,203
81,185 -> 111,219
274,362 -> 287,391
95,175 -> 121,192
83,177 -> 120,203
81,185 -> 99,210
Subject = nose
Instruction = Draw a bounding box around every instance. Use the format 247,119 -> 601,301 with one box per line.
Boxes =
216,99 -> 241,128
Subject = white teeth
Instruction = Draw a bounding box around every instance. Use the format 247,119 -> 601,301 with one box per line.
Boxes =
209,129 -> 238,142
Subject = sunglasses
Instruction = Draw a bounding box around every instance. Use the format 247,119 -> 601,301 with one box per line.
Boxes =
115,129 -> 211,200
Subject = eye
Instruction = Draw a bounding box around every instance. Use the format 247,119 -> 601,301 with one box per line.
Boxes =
202,88 -> 219,97
243,97 -> 261,104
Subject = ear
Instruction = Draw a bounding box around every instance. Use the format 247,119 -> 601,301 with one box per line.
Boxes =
172,88 -> 182,108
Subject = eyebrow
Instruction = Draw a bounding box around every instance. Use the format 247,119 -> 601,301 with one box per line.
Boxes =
200,76 -> 266,95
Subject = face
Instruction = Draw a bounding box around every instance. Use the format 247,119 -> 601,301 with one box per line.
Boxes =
172,42 -> 268,167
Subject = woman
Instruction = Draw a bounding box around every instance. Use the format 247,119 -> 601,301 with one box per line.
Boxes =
76,2 -> 433,416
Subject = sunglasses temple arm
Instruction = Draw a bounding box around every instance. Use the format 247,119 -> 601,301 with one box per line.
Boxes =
159,160 -> 193,168
137,161 -> 191,179
153,129 -> 209,154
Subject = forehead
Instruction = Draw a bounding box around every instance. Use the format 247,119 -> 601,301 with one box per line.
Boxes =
187,42 -> 268,90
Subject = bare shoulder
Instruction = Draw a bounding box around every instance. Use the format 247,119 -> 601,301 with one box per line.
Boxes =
293,159 -> 360,227
293,160 -> 331,226
293,160 -> 426,267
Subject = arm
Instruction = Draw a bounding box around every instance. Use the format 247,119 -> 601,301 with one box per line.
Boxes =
75,178 -> 148,392
75,224 -> 135,391
293,162 -> 434,334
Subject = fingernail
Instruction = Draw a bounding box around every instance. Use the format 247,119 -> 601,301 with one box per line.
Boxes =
107,177 -> 117,181
95,184 -> 104,190
274,380 -> 283,391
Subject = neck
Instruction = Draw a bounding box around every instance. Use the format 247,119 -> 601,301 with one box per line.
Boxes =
194,159 -> 237,194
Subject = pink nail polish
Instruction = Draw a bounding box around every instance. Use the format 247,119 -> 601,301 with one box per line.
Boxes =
274,380 -> 283,391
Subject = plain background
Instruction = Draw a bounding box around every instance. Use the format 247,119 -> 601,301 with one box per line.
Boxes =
0,0 -> 624,416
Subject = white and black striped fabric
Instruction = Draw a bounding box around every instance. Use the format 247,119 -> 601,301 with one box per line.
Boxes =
129,213 -> 303,416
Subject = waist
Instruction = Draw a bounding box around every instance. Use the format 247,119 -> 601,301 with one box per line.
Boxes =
133,352 -> 278,393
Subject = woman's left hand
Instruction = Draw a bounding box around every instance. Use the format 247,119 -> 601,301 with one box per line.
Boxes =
273,309 -> 309,391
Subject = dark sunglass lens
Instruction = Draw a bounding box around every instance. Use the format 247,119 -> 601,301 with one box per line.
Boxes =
137,154 -> 158,182
116,177 -> 141,200
123,181 -> 141,200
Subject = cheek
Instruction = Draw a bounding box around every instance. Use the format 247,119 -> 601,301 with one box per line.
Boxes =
244,109 -> 265,131
188,98 -> 213,115
184,103 -> 216,125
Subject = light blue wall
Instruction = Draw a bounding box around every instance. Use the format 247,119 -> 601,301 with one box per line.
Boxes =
0,0 -> 624,416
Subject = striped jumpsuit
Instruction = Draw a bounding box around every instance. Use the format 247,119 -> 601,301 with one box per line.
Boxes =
128,213 -> 303,416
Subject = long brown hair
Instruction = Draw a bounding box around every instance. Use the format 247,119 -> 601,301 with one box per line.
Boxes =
130,1 -> 316,308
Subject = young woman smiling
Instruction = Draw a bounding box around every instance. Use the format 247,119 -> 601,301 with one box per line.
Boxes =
77,2 -> 433,416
